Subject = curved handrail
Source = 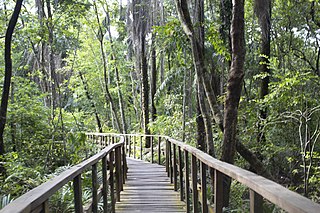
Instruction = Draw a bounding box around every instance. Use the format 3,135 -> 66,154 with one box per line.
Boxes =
0,136 -> 126,213
87,133 -> 320,213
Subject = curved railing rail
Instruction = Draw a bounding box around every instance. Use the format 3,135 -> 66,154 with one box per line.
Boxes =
87,133 -> 320,213
0,135 -> 126,213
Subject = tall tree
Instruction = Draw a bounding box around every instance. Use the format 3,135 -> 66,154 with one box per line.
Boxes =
221,0 -> 246,206
0,0 -> 23,172
255,0 -> 271,144
132,0 -> 151,147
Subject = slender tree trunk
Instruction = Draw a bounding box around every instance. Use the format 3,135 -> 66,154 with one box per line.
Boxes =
196,93 -> 206,152
93,2 -> 121,132
105,3 -> 128,134
221,0 -> 245,206
150,34 -> 157,121
255,0 -> 271,144
0,0 -> 23,174
141,32 -> 151,147
79,71 -> 103,133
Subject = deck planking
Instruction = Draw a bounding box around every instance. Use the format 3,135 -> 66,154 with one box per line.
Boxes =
115,158 -> 186,213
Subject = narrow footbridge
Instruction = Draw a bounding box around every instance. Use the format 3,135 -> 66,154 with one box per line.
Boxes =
1,133 -> 320,213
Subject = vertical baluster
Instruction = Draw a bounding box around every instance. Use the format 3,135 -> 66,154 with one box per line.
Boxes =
151,136 -> 154,163
165,139 -> 169,174
125,136 -> 131,157
185,150 -> 190,213
201,162 -> 208,213
73,174 -> 83,213
102,155 -> 108,213
173,144 -> 177,190
169,142 -> 173,183
133,136 -> 136,158
112,136 -> 115,144
42,200 -> 49,213
122,143 -> 127,184
250,189 -> 263,213
158,136 -> 161,165
178,147 -> 183,201
214,170 -> 223,213
191,155 -> 198,213
115,147 -> 121,201
109,151 -> 115,213
92,163 -> 98,213
140,135 -> 143,160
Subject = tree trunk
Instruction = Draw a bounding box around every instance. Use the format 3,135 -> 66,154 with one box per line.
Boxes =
79,71 -> 103,133
150,34 -> 157,121
93,1 -> 121,132
255,0 -> 271,144
221,0 -> 245,206
0,0 -> 23,174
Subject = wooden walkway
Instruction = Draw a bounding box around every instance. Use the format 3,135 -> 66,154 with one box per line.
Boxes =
115,158 -> 186,213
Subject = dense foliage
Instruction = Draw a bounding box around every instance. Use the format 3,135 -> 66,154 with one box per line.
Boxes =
0,0 -> 319,210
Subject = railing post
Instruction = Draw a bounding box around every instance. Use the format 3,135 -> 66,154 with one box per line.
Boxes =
115,147 -> 121,201
214,170 -> 223,213
73,174 -> 83,213
185,150 -> 190,213
165,139 -> 169,174
133,136 -> 136,158
191,155 -> 198,213
92,163 -> 98,213
122,143 -> 127,184
42,200 -> 49,213
169,142 -> 173,183
102,155 -> 108,213
173,143 -> 178,191
201,162 -> 208,213
127,135 -> 131,157
109,151 -> 115,213
140,135 -> 143,160
151,136 -> 154,163
250,189 -> 263,213
158,136 -> 161,165
178,147 -> 183,201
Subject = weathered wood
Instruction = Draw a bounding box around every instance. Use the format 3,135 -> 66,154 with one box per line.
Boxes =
73,174 -> 83,213
201,162 -> 208,213
151,136 -> 154,163
185,150 -> 190,213
178,147 -> 183,201
173,143 -> 178,191
169,142 -> 173,183
109,151 -> 115,213
102,156 -> 108,213
115,147 -> 121,202
91,163 -> 98,213
214,170 -> 223,213
165,139 -> 169,174
140,136 -> 143,160
191,154 -> 198,213
250,189 -> 263,213
116,158 -> 185,212
158,136 -> 161,165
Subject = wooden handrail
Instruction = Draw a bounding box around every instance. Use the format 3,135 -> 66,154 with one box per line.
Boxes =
0,135 -> 126,213
87,133 -> 320,213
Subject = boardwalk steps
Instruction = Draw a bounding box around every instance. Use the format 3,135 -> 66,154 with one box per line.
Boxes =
116,158 -> 185,213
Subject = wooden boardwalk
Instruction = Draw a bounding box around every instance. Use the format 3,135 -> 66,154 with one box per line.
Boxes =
115,158 -> 186,213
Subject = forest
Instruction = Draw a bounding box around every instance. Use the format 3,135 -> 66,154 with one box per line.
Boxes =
0,0 -> 320,211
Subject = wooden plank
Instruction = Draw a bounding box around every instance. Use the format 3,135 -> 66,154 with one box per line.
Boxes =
191,154 -> 198,213
73,174 -> 83,213
185,150 -> 190,213
115,158 -> 186,213
201,162 -> 208,213
250,189 -> 263,213
102,156 -> 108,213
91,163 -> 98,213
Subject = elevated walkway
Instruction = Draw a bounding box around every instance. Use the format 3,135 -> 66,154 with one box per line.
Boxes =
116,158 -> 185,213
